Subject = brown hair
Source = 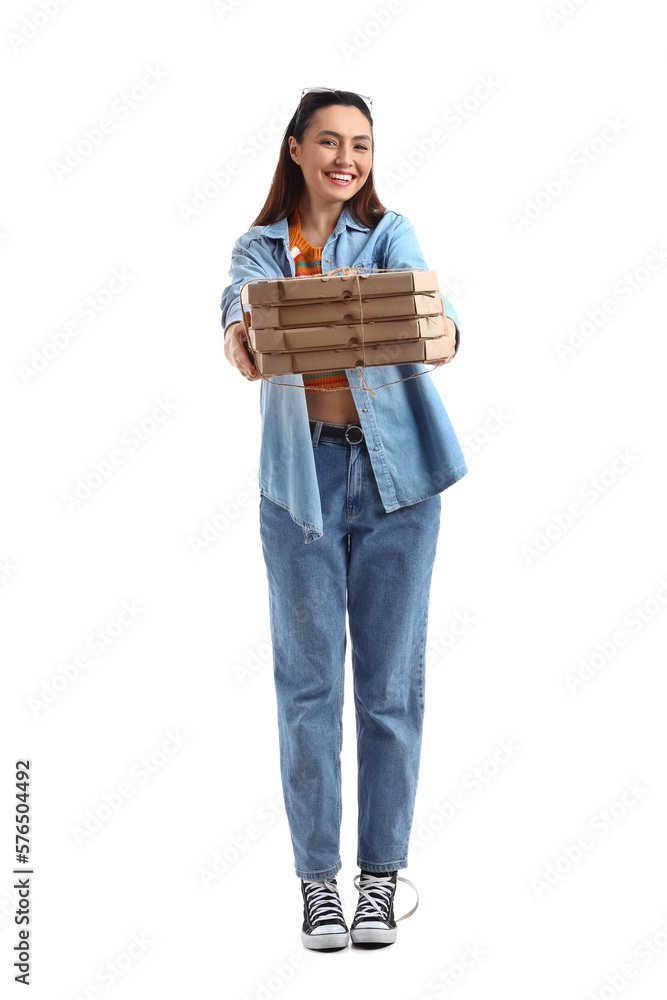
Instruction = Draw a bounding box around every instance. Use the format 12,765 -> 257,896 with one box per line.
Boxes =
249,90 -> 386,230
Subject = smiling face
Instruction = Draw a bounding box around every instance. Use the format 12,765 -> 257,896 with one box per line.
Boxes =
289,104 -> 373,203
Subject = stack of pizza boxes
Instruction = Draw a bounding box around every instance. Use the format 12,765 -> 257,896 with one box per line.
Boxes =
239,269 -> 451,376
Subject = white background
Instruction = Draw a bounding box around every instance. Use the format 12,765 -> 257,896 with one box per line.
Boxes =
2,0 -> 666,997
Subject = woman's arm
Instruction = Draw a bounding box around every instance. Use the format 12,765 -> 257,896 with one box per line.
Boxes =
220,240 -> 271,381
384,214 -> 461,361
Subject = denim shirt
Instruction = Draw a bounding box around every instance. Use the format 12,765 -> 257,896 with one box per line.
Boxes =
220,202 -> 468,543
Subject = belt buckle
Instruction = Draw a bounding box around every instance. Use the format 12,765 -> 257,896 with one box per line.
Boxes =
344,424 -> 364,445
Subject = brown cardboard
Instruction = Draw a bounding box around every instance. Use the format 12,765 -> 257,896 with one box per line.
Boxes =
247,292 -> 441,331
241,268 -> 439,305
249,313 -> 445,353
253,334 -> 451,376
239,268 -> 452,378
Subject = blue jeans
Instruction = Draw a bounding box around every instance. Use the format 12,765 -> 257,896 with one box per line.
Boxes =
259,419 -> 442,880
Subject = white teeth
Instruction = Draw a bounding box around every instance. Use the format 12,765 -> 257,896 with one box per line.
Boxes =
327,172 -> 353,181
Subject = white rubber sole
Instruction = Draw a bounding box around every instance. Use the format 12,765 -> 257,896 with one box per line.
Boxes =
351,925 -> 397,945
301,928 -> 350,950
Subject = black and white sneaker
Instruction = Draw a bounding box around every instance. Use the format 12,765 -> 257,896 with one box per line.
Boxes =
350,870 -> 419,946
300,877 -> 350,950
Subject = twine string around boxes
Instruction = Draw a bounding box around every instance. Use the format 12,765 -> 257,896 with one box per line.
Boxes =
238,266 -> 453,397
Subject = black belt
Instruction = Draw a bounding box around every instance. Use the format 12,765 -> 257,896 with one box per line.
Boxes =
309,419 -> 364,445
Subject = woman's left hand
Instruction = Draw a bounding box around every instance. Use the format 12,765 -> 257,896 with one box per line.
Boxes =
431,300 -> 457,365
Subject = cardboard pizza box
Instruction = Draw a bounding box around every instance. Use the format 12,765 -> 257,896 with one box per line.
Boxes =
246,292 -> 441,331
248,313 -> 445,353
241,268 -> 440,305
252,334 -> 451,376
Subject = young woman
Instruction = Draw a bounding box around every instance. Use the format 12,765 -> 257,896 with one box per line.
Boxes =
220,88 -> 468,951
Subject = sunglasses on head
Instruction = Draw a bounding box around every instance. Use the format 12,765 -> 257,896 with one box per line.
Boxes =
300,87 -> 373,113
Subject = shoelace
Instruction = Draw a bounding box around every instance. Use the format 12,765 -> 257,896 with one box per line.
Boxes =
303,878 -> 346,927
353,872 -> 419,923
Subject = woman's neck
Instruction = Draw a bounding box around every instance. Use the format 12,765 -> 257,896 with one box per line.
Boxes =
296,195 -> 344,247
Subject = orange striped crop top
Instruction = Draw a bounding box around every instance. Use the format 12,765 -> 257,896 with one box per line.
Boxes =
288,206 -> 349,393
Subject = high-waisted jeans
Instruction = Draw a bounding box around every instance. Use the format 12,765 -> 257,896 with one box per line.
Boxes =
259,419 -> 441,880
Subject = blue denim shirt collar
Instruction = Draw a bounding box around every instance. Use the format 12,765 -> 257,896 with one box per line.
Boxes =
259,201 -> 371,241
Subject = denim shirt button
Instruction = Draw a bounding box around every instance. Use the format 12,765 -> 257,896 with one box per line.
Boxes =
373,446 -> 379,451
362,408 -> 367,412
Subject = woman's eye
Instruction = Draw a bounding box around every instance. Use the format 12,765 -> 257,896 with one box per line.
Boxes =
321,141 -> 368,150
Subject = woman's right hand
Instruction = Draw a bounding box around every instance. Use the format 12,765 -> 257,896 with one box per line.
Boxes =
224,316 -> 262,381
